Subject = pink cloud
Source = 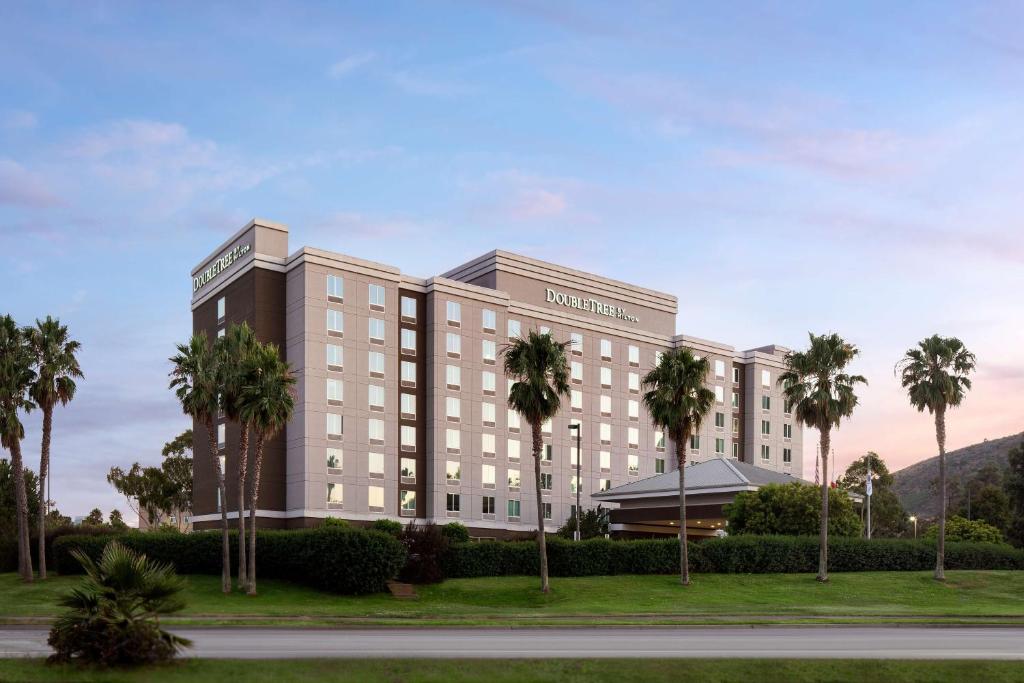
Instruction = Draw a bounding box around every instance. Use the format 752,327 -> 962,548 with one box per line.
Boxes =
0,158 -> 63,208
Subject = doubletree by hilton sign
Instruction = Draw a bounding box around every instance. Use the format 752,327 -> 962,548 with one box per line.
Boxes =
193,243 -> 251,293
545,288 -> 640,324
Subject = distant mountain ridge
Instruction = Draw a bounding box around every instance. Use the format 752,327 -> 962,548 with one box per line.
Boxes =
891,431 -> 1023,518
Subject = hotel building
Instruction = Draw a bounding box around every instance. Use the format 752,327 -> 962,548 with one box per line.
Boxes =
190,219 -> 803,537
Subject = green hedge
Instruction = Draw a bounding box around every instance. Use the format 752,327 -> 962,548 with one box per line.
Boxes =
52,527 -> 406,594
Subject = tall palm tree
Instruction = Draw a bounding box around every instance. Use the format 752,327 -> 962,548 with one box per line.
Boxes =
169,332 -> 231,593
26,316 -> 83,580
502,330 -> 571,594
641,348 -> 715,586
0,315 -> 37,581
896,335 -> 975,581
216,323 -> 258,589
238,341 -> 295,595
779,332 -> 866,583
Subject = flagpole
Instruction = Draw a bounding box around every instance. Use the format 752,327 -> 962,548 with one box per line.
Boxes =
866,453 -> 872,540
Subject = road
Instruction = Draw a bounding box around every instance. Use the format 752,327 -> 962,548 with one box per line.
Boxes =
3,626 -> 1024,660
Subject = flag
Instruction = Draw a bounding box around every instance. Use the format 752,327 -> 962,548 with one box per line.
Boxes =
866,458 -> 873,497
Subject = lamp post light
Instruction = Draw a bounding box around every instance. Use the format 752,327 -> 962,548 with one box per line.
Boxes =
568,423 -> 582,541
909,515 -> 917,539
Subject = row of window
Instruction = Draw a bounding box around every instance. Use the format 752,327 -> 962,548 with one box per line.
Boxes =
327,485 -> 565,521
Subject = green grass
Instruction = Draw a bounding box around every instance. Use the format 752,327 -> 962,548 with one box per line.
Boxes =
3,571 -> 1024,625
2,658 -> 1024,683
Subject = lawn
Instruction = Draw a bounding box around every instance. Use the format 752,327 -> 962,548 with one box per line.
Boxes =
2,658 -> 1024,683
2,570 -> 1024,625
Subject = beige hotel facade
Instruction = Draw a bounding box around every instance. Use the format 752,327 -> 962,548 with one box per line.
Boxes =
190,219 -> 803,538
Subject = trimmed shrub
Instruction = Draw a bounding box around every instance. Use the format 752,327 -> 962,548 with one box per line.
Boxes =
440,522 -> 470,544
925,516 -> 1005,544
399,523 -> 449,584
370,519 -> 403,537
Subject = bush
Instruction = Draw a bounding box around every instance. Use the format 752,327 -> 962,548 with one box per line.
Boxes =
53,527 -> 407,595
925,516 -> 1005,544
725,483 -> 863,537
322,517 -> 350,528
440,522 -> 470,544
370,519 -> 403,537
400,523 -> 449,584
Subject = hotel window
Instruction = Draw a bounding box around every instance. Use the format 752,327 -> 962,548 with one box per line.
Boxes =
401,457 -> 416,483
446,396 -> 461,422
628,399 -> 639,420
715,359 -> 726,379
761,444 -> 770,461
600,339 -> 612,360
715,438 -> 726,455
217,296 -> 226,321
446,460 -> 461,484
600,395 -> 612,416
368,419 -> 384,444
507,409 -> 521,431
400,425 -> 416,451
368,486 -> 384,510
570,475 -> 580,495
733,416 -> 739,434
218,328 -> 225,339
783,448 -> 792,464
401,360 -> 416,386
326,448 -> 342,473
570,332 -> 583,354
690,435 -> 700,451
482,370 -> 496,394
543,443 -> 553,462
628,345 -> 640,366
481,340 -> 497,364
446,301 -> 461,326
327,482 -> 343,508
540,472 -> 553,491
327,275 -> 344,302
508,469 -> 521,489
571,390 -> 583,412
600,451 -> 611,472
733,367 -> 741,384
327,344 -> 343,371
732,442 -> 740,459
507,378 -> 515,398
783,423 -> 793,439
446,428 -> 460,453
761,395 -> 771,411
368,452 -> 384,478
628,453 -> 639,476
732,391 -> 739,409
368,283 -> 385,310
571,361 -> 583,384
507,439 -> 521,461
482,433 -> 496,457
542,417 -> 552,435
507,499 -> 521,519
481,308 -> 496,332
446,493 -> 460,514
715,386 -> 724,404
655,458 -> 665,474
655,431 -> 665,450
507,319 -> 521,339
400,295 -> 416,321
715,412 -> 725,430
401,328 -> 416,353
217,423 -> 226,450
569,440 -> 579,466
761,420 -> 771,436
327,309 -> 344,336
628,427 -> 639,448
368,351 -> 385,377
400,393 -> 416,418
655,351 -> 663,366
540,325 -> 550,335
218,455 -> 226,480
628,372 -> 639,393
400,490 -> 416,515
446,332 -> 461,357
446,365 -> 461,389
482,464 -> 496,489
481,402 -> 495,426
482,496 -> 496,515
327,378 -> 343,406
600,367 -> 612,388
599,423 -> 612,444
600,478 -> 612,492
784,399 -> 794,415
543,502 -> 552,520
368,384 -> 385,411
761,370 -> 771,388
326,414 -> 343,440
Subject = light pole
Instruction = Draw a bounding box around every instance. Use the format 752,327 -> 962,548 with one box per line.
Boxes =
568,423 -> 581,541
909,515 -> 917,539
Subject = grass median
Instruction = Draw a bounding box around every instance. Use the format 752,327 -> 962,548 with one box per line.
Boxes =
2,570 -> 1023,626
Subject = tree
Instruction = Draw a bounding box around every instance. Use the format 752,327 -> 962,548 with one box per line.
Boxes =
896,335 -> 975,581
108,509 -> 128,531
160,430 -> 194,530
924,515 -> 1004,544
502,330 -> 571,594
26,316 -> 82,580
837,452 -> 908,537
556,506 -> 609,540
780,332 -> 867,582
642,348 -> 715,586
82,508 -> 104,526
45,508 -> 71,531
0,314 -> 37,581
238,341 -> 295,595
725,482 -> 863,537
0,459 -> 41,539
169,332 -> 231,593
1006,439 -> 1024,548
968,486 -> 1011,531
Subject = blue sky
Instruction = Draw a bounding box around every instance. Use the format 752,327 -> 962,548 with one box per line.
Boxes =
2,2 -> 1023,520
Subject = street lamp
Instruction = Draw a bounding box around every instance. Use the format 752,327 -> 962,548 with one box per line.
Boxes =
909,515 -> 917,539
568,423 -> 582,541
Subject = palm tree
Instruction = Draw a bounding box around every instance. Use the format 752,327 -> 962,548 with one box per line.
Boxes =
896,335 -> 975,581
216,323 -> 258,589
238,341 -> 295,595
0,315 -> 36,581
169,332 -> 231,593
26,316 -> 83,580
502,330 -> 571,594
779,332 -> 867,583
641,348 -> 715,585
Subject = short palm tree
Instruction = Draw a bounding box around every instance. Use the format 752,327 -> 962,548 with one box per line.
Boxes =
642,348 -> 715,586
502,330 -> 571,594
779,332 -> 866,582
238,341 -> 295,595
26,316 -> 83,580
0,315 -> 37,582
169,332 -> 231,593
216,323 -> 259,589
896,335 -> 975,580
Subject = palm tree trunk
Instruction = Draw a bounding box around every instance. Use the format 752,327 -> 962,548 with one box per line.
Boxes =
11,435 -> 33,581
817,429 -> 831,582
677,436 -> 690,586
247,432 -> 265,595
207,421 -> 231,593
935,406 -> 947,581
236,422 -> 249,590
36,404 -> 52,580
531,419 -> 550,594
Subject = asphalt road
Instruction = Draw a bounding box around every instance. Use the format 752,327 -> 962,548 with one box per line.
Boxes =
3,626 -> 1024,660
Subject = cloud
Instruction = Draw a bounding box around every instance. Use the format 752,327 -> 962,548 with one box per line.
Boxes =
308,211 -> 438,240
0,158 -> 63,207
458,169 -> 583,224
390,71 -> 470,97
327,52 -> 375,79
1,109 -> 37,130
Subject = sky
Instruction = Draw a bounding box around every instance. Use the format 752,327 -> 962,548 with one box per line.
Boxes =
1,1 -> 1023,521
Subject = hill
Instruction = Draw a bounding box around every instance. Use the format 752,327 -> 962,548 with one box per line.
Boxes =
891,431 -> 1022,518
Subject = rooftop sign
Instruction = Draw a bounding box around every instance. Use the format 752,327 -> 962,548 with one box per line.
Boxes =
545,287 -> 640,324
193,243 -> 251,293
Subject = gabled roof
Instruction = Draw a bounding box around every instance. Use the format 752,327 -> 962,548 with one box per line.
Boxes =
592,457 -> 810,501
